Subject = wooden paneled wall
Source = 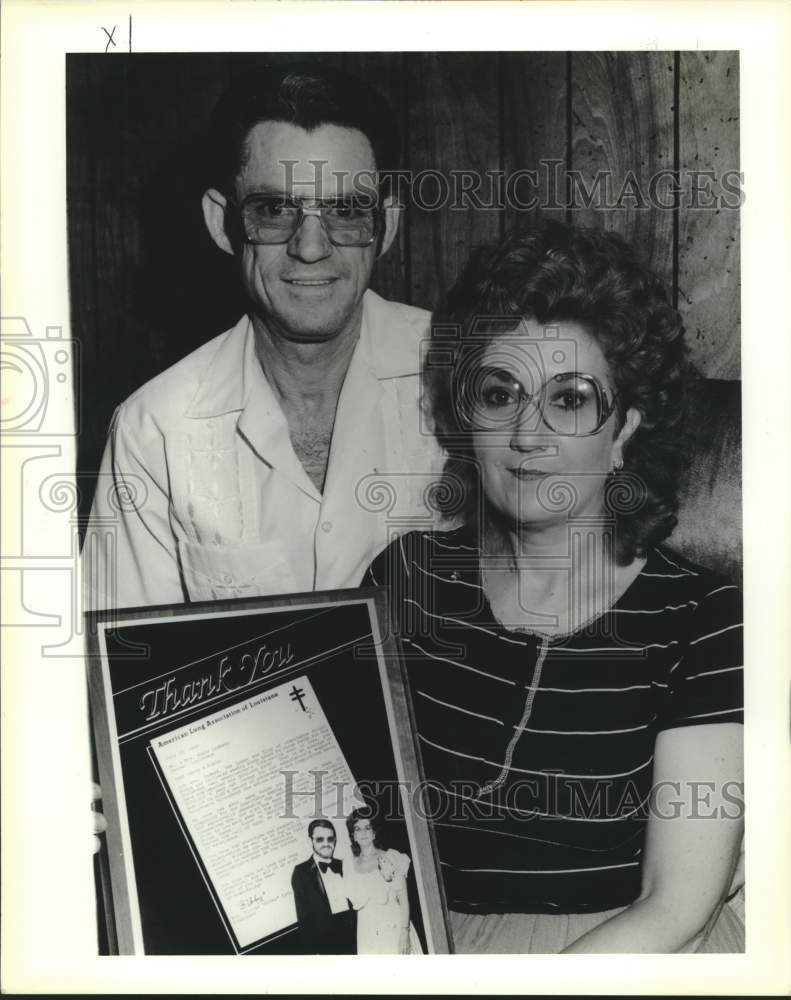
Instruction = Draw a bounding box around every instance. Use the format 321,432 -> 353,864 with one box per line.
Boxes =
68,52 -> 740,515
348,51 -> 740,380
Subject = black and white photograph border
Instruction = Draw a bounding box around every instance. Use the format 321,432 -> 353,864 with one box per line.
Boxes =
1,0 -> 789,995
72,46 -> 746,958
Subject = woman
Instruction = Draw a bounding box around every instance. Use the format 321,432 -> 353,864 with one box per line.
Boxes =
342,806 -> 422,954
364,221 -> 744,953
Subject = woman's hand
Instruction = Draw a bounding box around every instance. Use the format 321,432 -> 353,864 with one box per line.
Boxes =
92,782 -> 107,854
378,854 -> 396,882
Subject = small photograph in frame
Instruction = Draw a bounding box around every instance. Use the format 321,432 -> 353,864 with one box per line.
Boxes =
86,587 -> 450,955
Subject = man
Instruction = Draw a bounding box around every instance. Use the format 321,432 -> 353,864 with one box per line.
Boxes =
86,64 -> 444,610
290,819 -> 355,954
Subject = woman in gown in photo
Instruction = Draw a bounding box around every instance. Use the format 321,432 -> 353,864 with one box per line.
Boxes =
342,807 -> 422,954
364,221 -> 744,953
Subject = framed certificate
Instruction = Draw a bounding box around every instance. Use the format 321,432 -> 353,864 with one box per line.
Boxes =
86,588 -> 451,955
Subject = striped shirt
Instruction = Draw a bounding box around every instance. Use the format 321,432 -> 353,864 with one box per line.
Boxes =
364,527 -> 743,914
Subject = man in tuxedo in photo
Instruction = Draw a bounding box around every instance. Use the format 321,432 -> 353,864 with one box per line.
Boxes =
291,819 -> 356,954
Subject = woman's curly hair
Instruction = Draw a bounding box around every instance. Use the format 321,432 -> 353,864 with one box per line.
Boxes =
426,220 -> 688,564
346,805 -> 384,857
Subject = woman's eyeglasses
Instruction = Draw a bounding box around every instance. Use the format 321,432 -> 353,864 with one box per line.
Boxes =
457,366 -> 619,437
230,194 -> 381,247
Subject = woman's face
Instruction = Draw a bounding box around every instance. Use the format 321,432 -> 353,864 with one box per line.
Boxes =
468,319 -> 641,530
352,818 -> 375,849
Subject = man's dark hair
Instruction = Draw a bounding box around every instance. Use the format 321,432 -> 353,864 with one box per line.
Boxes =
308,818 -> 336,839
205,63 -> 400,197
427,220 -> 688,564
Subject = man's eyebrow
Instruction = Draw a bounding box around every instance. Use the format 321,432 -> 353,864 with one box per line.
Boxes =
243,190 -> 371,206
243,188 -> 296,200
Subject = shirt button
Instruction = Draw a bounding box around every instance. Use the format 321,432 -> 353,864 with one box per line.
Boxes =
222,573 -> 233,584
321,521 -> 332,533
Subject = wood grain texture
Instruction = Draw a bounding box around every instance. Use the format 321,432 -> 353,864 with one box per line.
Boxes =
668,374 -> 742,586
405,52 -> 502,312
502,52 -> 568,228
678,52 -> 740,379
344,52 -> 409,305
570,51 -> 675,288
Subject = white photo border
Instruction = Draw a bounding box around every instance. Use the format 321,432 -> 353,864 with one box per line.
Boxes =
2,0 -> 789,994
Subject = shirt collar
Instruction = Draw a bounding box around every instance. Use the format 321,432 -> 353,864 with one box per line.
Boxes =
183,288 -> 424,422
184,315 -> 256,419
359,289 -> 426,380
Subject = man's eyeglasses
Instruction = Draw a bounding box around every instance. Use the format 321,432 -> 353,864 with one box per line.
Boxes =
230,194 -> 382,247
457,366 -> 619,436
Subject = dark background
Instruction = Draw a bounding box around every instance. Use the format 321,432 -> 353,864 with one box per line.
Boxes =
67,50 -> 741,532
103,599 -> 427,954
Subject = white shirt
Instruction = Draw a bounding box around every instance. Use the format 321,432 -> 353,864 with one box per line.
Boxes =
316,859 -> 349,915
85,290 -> 446,610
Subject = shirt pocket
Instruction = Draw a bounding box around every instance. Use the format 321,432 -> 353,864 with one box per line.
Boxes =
178,538 -> 299,601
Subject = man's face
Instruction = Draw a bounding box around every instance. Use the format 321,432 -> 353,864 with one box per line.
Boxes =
310,825 -> 336,861
216,121 -> 395,344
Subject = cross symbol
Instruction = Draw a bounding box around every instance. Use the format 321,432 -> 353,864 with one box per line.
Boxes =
289,685 -> 307,711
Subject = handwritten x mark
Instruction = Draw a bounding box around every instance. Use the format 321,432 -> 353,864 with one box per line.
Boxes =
101,26 -> 117,52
